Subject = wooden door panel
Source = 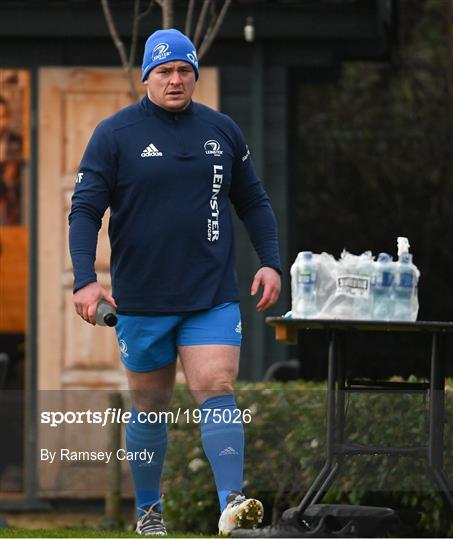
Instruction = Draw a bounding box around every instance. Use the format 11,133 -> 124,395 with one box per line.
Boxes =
38,69 -> 133,392
63,91 -> 123,174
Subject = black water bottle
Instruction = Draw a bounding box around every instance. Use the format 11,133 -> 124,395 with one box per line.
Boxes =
95,300 -> 118,327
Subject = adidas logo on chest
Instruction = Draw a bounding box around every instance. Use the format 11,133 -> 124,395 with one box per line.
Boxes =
141,143 -> 163,157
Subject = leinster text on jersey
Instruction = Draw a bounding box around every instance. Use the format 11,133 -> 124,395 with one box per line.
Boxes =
208,165 -> 223,242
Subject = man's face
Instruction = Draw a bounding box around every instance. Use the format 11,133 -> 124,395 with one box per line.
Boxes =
0,103 -> 9,135
145,61 -> 196,112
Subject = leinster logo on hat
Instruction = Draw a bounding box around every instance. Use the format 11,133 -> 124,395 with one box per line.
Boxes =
152,43 -> 171,62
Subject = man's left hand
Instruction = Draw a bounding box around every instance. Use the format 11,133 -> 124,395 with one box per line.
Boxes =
251,267 -> 281,312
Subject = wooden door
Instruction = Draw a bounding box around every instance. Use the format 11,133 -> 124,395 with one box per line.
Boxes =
37,67 -> 219,496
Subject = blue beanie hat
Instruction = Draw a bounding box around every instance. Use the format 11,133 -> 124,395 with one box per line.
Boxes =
142,29 -> 199,82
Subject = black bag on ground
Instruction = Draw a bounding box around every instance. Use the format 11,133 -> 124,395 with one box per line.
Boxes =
231,512 -> 356,538
297,504 -> 402,537
232,504 -> 402,537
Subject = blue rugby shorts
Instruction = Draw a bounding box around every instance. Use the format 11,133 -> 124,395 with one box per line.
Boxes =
115,302 -> 242,372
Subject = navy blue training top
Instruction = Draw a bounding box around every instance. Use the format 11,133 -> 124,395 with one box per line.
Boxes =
69,96 -> 281,314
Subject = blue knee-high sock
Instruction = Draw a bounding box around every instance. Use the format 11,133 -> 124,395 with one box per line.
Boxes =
126,407 -> 168,516
200,394 -> 244,512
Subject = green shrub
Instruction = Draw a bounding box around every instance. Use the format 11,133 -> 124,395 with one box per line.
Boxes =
162,381 -> 452,536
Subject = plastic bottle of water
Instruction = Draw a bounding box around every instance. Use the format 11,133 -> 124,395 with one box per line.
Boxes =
96,300 -> 118,327
394,238 -> 419,321
291,251 -> 317,318
353,251 -> 373,319
372,252 -> 395,320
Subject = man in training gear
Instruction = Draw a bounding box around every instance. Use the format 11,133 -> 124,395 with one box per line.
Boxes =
69,28 -> 281,536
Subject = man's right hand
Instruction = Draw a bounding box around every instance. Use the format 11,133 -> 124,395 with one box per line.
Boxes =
73,282 -> 117,326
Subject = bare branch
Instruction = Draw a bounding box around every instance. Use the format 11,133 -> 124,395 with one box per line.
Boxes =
193,0 -> 210,48
203,2 -> 218,39
101,0 -> 129,68
209,1 -> 217,21
185,0 -> 196,38
128,0 -> 141,68
161,0 -> 174,29
198,0 -> 232,61
130,0 -> 155,68
138,0 -> 155,22
101,0 -> 139,101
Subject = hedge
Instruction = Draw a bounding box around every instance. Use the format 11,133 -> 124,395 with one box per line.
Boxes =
161,380 -> 452,536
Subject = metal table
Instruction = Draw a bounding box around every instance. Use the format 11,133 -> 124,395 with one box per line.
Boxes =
265,317 -> 453,515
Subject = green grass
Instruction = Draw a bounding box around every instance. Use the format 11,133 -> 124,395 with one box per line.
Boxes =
0,530 -> 135,538
0,529 -> 214,538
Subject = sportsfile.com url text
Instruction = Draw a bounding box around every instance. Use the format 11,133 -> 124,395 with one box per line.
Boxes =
40,408 -> 253,428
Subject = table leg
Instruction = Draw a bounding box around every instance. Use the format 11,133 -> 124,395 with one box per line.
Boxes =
310,462 -> 340,505
428,333 -> 453,510
294,329 -> 340,514
336,335 -> 346,449
310,333 -> 346,506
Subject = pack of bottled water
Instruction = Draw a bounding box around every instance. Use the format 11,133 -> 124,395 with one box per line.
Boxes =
289,237 -> 420,321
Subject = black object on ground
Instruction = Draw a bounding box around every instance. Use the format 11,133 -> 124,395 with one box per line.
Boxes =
231,513 -> 354,538
232,504 -> 402,538
298,504 -> 402,537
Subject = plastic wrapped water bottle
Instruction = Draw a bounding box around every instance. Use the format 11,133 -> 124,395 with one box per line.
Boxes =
372,253 -> 395,320
353,251 -> 373,319
96,300 -> 118,327
394,254 -> 418,321
291,251 -> 318,318
393,237 -> 419,321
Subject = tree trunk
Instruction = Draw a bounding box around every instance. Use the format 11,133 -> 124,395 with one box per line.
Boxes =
161,0 -> 174,29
